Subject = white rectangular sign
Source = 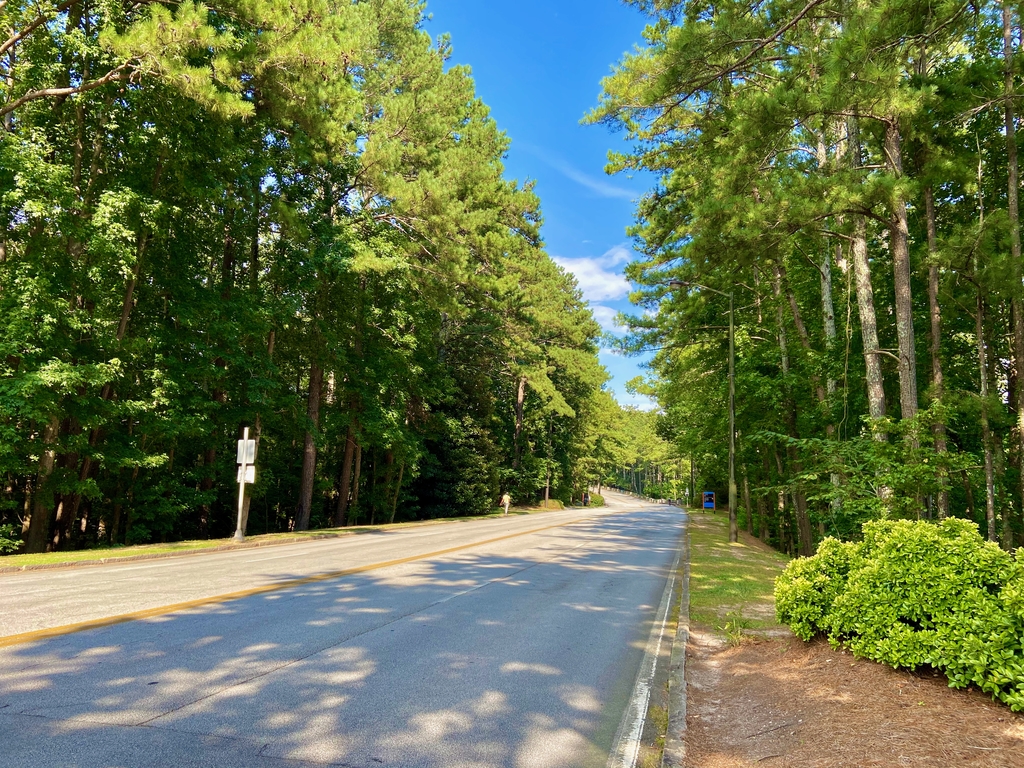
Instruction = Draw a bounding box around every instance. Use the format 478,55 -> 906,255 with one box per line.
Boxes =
236,465 -> 256,484
236,439 -> 256,465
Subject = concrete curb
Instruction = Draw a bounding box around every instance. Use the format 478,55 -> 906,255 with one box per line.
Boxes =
663,517 -> 691,768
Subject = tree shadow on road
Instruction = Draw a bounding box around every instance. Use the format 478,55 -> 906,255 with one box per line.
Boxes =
0,509 -> 685,768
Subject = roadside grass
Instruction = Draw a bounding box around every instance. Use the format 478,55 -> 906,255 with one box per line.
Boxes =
688,510 -> 791,637
1,503 -> 567,569
637,703 -> 669,768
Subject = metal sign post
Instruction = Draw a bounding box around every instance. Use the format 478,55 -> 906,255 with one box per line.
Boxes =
235,427 -> 256,542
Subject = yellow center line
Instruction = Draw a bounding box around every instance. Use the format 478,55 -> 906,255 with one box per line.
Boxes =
0,515 -> 606,650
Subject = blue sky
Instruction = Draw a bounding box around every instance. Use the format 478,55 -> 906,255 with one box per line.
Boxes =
424,0 -> 656,409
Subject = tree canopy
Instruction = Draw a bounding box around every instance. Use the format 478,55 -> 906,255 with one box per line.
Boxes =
0,0 -> 622,552
593,0 -> 1024,554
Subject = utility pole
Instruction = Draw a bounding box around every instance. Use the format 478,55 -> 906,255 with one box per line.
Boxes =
669,280 -> 738,542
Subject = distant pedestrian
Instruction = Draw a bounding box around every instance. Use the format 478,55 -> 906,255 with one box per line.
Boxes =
583,491 -> 590,506
501,492 -> 511,516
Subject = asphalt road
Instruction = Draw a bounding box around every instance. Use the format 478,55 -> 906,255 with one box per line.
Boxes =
0,492 -> 686,768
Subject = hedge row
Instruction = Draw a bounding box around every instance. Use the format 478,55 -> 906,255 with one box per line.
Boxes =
775,518 -> 1024,710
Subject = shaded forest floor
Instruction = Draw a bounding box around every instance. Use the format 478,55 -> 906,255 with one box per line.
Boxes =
686,513 -> 1024,767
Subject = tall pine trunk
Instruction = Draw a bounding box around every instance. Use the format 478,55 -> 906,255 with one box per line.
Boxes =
1003,2 -> 1024,536
976,291 -> 997,543
848,115 -> 887,431
334,422 -> 357,527
884,120 -> 919,423
295,361 -> 323,531
24,416 -> 60,553
852,215 -> 886,426
513,376 -> 527,469
350,442 -> 363,525
388,462 -> 404,524
924,186 -> 949,517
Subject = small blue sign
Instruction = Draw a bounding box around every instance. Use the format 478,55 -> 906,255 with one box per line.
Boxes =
702,491 -> 716,510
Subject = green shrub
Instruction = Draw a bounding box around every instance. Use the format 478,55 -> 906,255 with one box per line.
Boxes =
589,493 -> 605,507
775,518 -> 1024,710
0,523 -> 21,554
776,536 -> 861,641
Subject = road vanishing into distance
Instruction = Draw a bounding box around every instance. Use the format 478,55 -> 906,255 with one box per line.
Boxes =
1,491 -> 686,768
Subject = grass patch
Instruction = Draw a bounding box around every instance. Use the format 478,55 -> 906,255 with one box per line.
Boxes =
1,503 -> 562,569
688,511 -> 790,637
637,702 -> 669,768
4,540 -> 230,567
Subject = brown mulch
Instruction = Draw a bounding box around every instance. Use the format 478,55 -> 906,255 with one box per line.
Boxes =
686,629 -> 1024,767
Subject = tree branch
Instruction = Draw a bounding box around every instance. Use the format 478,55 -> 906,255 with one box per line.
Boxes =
0,63 -> 130,118
0,0 -> 80,60
671,0 -> 829,107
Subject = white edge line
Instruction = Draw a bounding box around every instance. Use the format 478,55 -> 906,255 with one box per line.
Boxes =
607,535 -> 683,768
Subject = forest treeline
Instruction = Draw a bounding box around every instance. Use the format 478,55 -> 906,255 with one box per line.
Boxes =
0,0 -> 626,553
595,0 -> 1024,555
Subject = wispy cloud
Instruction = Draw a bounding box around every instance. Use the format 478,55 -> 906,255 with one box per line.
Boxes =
519,144 -> 636,200
584,244 -> 632,268
549,160 -> 636,200
554,244 -> 635,303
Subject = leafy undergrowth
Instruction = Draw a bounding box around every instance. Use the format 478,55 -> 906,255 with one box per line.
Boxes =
688,510 -> 791,637
776,518 -> 1024,710
687,515 -> 1024,767
1,504 -> 559,568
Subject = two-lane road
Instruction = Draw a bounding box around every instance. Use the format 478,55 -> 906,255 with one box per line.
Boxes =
0,492 -> 686,768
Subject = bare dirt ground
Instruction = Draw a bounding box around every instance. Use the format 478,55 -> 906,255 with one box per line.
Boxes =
682,518 -> 1024,768
686,629 -> 1024,767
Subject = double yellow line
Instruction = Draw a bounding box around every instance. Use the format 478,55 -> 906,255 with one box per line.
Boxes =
0,517 -> 587,650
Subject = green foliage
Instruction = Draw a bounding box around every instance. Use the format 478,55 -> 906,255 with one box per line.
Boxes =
409,415 -> 499,520
754,407 -> 975,538
0,0 -> 616,552
0,524 -> 22,554
602,408 -> 688,500
588,492 -> 605,507
776,519 -> 1024,710
775,536 -> 860,642
592,0 -> 1024,555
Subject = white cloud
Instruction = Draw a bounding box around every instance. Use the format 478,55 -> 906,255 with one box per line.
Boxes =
597,244 -> 632,267
553,245 -> 635,303
554,257 -> 629,301
590,304 -> 623,335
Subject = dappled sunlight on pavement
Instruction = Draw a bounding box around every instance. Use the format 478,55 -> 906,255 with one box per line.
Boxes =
0,505 -> 686,768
